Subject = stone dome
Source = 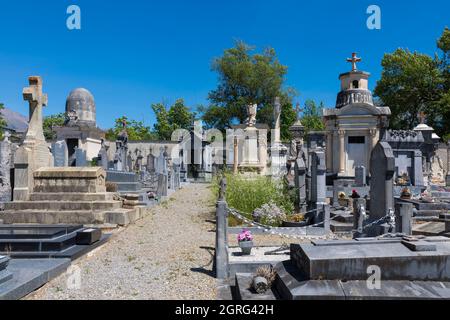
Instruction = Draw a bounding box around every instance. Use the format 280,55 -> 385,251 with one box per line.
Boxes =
65,88 -> 96,126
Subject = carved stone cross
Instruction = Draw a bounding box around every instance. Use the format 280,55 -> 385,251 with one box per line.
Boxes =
23,76 -> 47,143
347,53 -> 362,71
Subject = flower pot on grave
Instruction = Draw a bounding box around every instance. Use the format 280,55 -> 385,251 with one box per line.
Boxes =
239,241 -> 253,255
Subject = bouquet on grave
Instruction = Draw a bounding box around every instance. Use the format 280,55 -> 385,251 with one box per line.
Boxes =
237,229 -> 253,243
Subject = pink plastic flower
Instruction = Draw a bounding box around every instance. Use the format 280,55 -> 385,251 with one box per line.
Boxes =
238,229 -> 253,242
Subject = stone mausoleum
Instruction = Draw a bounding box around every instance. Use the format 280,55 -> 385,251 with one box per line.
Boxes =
324,53 -> 391,179
54,88 -> 105,165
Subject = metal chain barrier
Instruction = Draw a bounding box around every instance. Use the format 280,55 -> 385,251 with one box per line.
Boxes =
227,207 -> 338,240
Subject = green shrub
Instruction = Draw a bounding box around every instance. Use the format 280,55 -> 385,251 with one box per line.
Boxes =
213,173 -> 294,218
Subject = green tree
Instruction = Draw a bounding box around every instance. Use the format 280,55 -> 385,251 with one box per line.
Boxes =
105,116 -> 157,141
374,28 -> 450,138
43,113 -> 66,140
152,99 -> 195,140
437,27 -> 450,140
0,103 -> 7,139
301,100 -> 325,133
279,93 -> 297,141
201,41 -> 294,136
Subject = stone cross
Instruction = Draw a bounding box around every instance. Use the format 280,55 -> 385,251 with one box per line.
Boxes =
395,154 -> 412,176
346,53 -> 362,72
418,111 -> 426,125
23,76 -> 48,143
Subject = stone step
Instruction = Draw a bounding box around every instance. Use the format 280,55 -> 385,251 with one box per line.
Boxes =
330,220 -> 353,233
273,261 -> 345,300
0,210 -> 106,225
4,201 -> 122,211
0,208 -> 139,226
29,193 -> 114,202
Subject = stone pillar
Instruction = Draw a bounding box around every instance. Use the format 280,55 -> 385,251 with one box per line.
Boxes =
326,133 -> 333,172
294,158 -> 307,213
258,129 -> 267,175
447,141 -> 450,187
338,130 -> 345,175
367,129 -> 378,172
0,136 -> 12,206
414,150 -> 425,186
215,178 -> 229,279
395,202 -> 413,236
370,142 -> 395,221
309,151 -> 326,223
233,136 -> 238,174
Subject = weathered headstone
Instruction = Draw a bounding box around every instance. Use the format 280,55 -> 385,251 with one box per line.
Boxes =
97,141 -> 108,170
146,149 -> 155,172
308,150 -> 326,225
52,140 -> 68,167
135,150 -> 143,172
127,152 -> 133,172
370,142 -> 395,220
75,147 -> 87,167
355,165 -> 366,187
294,156 -> 307,213
0,134 -> 12,206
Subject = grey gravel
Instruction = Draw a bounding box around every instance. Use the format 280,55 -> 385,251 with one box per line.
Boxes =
25,184 -> 217,300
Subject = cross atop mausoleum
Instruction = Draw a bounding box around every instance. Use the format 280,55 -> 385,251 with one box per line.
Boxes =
346,53 -> 362,72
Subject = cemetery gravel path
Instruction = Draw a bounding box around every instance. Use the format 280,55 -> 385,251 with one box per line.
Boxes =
26,184 -> 218,300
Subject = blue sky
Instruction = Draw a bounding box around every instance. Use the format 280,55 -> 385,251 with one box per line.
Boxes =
0,0 -> 448,130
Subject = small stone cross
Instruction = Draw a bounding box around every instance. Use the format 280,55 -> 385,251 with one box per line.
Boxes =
347,53 -> 362,71
418,111 -> 426,124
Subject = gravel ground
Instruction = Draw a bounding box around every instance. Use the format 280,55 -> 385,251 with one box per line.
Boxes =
26,184 -> 217,300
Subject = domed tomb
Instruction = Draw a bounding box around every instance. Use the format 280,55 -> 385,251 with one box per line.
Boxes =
65,88 -> 96,126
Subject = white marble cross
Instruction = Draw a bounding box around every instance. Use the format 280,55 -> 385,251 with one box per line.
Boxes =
395,154 -> 412,176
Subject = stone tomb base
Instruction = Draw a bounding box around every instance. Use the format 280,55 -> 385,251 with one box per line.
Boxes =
0,255 -> 70,300
234,236 -> 450,300
0,224 -> 108,259
1,167 -> 144,226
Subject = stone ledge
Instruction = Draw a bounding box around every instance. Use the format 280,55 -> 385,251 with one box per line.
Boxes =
34,167 -> 105,179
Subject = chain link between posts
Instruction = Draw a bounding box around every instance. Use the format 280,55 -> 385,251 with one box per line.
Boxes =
227,207 -> 339,240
